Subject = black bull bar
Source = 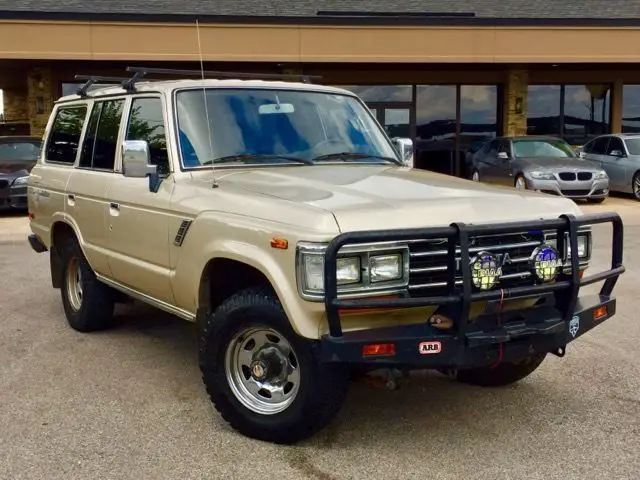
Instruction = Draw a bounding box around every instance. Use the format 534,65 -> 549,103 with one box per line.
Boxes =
320,213 -> 625,366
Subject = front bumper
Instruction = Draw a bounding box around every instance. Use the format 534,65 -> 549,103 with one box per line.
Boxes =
0,184 -> 28,210
320,212 -> 624,368
527,177 -> 609,199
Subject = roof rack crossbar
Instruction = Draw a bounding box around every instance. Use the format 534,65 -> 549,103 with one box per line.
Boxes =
73,75 -> 137,96
125,66 -> 322,84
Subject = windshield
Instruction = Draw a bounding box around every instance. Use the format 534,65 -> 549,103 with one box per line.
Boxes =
624,138 -> 640,155
175,88 -> 399,167
0,141 -> 41,161
512,139 -> 576,158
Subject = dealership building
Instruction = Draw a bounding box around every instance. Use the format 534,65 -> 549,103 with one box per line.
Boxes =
1,0 -> 640,176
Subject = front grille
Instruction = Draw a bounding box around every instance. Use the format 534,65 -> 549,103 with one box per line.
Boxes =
558,172 -> 576,181
561,189 -> 590,196
577,172 -> 593,181
408,230 -> 546,297
0,179 -> 9,189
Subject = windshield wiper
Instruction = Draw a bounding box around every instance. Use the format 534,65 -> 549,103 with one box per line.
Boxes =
202,154 -> 313,165
312,152 -> 399,164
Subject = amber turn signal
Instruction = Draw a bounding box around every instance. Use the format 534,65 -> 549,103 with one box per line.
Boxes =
593,305 -> 607,321
270,237 -> 288,249
362,343 -> 396,357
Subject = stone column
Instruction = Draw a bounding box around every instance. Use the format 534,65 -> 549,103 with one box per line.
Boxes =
27,67 -> 55,138
2,89 -> 28,122
502,68 -> 529,137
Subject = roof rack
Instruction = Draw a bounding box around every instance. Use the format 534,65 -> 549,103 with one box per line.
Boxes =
125,66 -> 321,84
72,67 -> 322,97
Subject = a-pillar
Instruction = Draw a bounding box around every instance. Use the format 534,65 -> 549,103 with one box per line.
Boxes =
27,67 -> 55,138
502,67 -> 529,137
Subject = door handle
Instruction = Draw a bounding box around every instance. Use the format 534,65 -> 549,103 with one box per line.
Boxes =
110,202 -> 120,210
67,193 -> 75,206
68,194 -> 75,200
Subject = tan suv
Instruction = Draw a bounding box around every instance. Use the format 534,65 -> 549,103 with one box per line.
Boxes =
27,67 -> 625,444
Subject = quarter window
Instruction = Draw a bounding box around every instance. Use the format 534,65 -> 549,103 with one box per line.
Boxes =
78,99 -> 125,171
125,97 -> 170,175
45,104 -> 88,164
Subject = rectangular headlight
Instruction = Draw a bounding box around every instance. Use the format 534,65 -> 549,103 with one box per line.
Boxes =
296,242 -> 409,300
301,254 -> 361,293
370,254 -> 402,283
545,231 -> 591,261
337,257 -> 361,285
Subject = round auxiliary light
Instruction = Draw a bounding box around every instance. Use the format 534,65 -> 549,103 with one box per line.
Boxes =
470,251 -> 502,291
531,243 -> 563,282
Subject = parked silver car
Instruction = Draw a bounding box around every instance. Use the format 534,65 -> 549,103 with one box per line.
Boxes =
470,135 -> 609,203
579,133 -> 640,200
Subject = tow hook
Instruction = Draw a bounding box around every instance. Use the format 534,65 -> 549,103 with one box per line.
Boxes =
551,346 -> 566,358
360,368 -> 405,390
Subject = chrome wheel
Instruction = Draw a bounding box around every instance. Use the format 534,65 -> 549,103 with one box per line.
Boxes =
515,176 -> 526,189
225,326 -> 300,415
65,257 -> 83,311
472,170 -> 480,182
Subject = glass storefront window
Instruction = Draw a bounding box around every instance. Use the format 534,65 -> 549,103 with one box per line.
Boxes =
415,85 -> 457,174
459,85 -> 498,177
622,85 -> 640,133
527,85 -> 561,136
563,84 -> 610,145
337,85 -> 412,103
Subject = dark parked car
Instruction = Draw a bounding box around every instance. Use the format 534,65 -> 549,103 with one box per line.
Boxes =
0,136 -> 41,211
469,135 -> 610,203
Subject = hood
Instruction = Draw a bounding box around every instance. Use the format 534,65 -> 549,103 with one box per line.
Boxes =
0,161 -> 35,175
516,156 -> 601,172
216,165 -> 583,232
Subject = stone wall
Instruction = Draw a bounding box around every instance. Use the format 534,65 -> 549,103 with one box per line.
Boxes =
503,68 -> 529,136
27,67 -> 55,138
2,89 -> 28,122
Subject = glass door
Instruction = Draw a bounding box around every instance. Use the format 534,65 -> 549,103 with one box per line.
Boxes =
367,102 -> 414,139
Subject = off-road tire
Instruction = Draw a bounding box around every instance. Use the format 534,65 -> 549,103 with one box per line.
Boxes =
59,236 -> 115,332
445,352 -> 547,387
198,287 -> 349,444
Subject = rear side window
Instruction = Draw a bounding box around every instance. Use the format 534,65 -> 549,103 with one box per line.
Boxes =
78,99 -> 125,171
45,104 -> 88,164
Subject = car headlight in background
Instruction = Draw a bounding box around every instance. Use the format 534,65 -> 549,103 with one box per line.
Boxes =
594,169 -> 608,180
11,176 -> 28,186
296,242 -> 409,299
529,171 -> 556,180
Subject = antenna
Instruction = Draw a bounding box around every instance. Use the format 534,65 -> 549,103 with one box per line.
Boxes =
195,19 -> 218,188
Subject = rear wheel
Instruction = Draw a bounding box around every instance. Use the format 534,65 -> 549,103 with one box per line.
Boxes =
443,352 -> 547,387
60,236 -> 115,332
199,287 -> 349,444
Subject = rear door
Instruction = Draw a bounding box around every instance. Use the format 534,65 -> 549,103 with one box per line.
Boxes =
475,139 -> 501,183
28,103 -> 89,249
66,97 -> 127,276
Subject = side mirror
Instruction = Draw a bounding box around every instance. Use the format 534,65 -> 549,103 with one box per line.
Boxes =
497,151 -> 509,160
121,140 -> 161,192
578,151 -> 587,159
610,149 -> 624,157
392,137 -> 414,168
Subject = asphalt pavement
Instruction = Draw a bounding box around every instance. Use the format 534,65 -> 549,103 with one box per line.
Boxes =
1,197 -> 639,480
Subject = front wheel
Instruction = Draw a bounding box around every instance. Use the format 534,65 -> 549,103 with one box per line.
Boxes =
199,287 -> 349,444
443,352 -> 547,387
